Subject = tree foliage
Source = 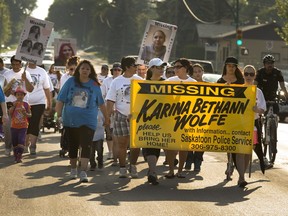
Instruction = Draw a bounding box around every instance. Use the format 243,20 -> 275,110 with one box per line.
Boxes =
275,0 -> 288,44
0,0 -> 37,46
0,1 -> 11,46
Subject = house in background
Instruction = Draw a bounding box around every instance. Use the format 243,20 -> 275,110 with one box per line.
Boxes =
197,22 -> 288,75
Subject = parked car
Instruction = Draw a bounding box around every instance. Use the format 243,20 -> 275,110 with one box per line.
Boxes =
188,59 -> 215,74
202,73 -> 221,83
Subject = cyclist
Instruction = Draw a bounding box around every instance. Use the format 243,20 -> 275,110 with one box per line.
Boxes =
254,54 -> 288,167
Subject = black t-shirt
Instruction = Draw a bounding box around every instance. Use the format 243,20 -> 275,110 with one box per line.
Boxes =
216,77 -> 244,84
255,67 -> 284,101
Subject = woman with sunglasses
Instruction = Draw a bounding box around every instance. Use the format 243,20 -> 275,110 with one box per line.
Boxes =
235,65 -> 266,187
143,58 -> 167,185
217,57 -> 244,179
165,58 -> 196,179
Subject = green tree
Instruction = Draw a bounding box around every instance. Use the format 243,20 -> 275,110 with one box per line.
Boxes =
275,0 -> 288,44
0,1 -> 11,48
4,0 -> 37,44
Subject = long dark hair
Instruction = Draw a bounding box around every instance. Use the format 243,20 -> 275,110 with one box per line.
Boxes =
222,64 -> 244,82
73,60 -> 100,87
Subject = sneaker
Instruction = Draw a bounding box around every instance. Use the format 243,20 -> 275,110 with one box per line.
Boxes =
79,171 -> 88,183
5,149 -> 11,156
70,168 -> 77,179
129,164 -> 138,178
119,167 -> 128,178
29,146 -> 36,155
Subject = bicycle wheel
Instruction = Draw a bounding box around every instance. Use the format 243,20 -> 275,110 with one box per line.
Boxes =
268,120 -> 277,163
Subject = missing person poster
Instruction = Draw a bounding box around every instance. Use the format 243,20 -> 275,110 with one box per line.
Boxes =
15,16 -> 54,65
130,80 -> 256,154
54,38 -> 77,68
136,20 -> 177,65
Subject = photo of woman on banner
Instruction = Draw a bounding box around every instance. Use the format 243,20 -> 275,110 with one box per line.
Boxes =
28,25 -> 41,41
31,42 -> 44,57
55,43 -> 75,67
141,29 -> 166,62
20,39 -> 33,54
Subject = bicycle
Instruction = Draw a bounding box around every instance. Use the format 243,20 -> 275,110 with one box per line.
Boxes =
262,101 -> 278,164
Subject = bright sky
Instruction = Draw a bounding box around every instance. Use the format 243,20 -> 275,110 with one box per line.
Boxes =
31,0 -> 54,20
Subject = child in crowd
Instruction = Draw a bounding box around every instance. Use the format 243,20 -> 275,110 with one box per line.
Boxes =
90,109 -> 108,170
9,87 -> 31,162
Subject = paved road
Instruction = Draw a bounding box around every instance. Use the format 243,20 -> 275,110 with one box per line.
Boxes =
1,123 -> 288,216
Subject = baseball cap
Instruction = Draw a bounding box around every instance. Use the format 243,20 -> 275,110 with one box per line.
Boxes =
225,56 -> 238,65
110,62 -> 122,71
148,58 -> 167,68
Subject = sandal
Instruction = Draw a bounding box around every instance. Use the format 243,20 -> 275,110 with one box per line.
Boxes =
164,173 -> 175,179
176,172 -> 185,178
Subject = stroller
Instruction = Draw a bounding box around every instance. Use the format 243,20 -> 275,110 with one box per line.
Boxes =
42,110 -> 58,133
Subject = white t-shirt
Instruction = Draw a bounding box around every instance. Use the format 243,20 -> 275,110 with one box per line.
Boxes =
255,88 -> 266,120
101,76 -> 113,98
26,66 -> 51,105
98,74 -> 111,84
106,74 -> 143,116
3,68 -> 33,103
60,73 -> 72,89
167,76 -> 197,82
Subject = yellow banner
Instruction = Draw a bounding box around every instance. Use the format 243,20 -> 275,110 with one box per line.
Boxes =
130,80 -> 256,154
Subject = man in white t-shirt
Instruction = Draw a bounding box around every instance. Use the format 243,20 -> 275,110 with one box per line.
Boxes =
3,56 -> 34,156
106,56 -> 143,178
25,63 -> 51,155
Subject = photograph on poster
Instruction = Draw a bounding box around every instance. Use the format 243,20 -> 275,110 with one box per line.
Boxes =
20,39 -> 33,54
137,20 -> 177,65
31,42 -> 44,57
28,25 -> 41,41
54,39 -> 77,67
15,17 -> 54,65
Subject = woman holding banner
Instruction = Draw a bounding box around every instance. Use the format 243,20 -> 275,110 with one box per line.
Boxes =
144,58 -> 167,185
165,58 -> 196,179
235,65 -> 266,187
217,56 -> 244,179
184,63 -> 206,172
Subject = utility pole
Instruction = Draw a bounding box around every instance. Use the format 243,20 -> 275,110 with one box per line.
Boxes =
235,0 -> 239,60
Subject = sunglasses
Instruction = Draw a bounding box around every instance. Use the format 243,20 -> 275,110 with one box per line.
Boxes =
244,72 -> 255,77
166,70 -> 175,74
130,64 -> 138,67
174,65 -> 184,69
69,68 -> 75,71
113,68 -> 122,71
